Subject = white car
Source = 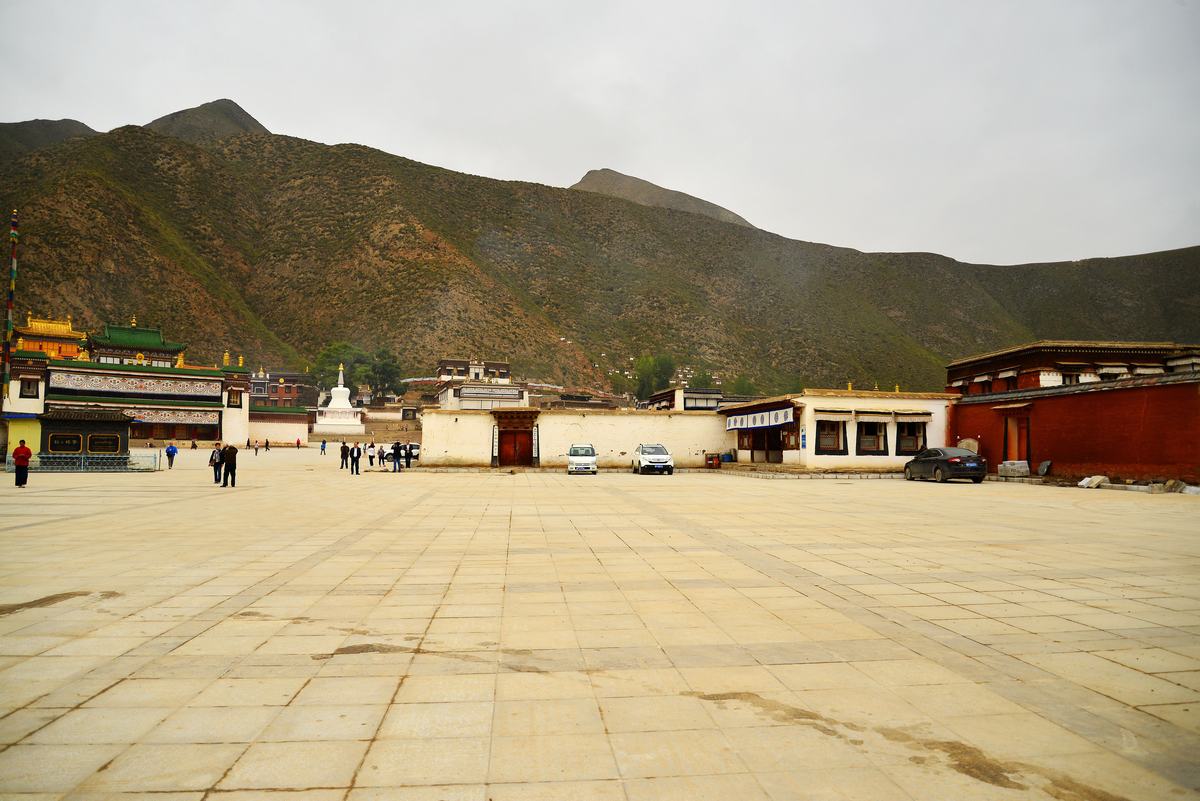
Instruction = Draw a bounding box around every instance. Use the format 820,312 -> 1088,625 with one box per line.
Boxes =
567,443 -> 598,475
633,443 -> 674,475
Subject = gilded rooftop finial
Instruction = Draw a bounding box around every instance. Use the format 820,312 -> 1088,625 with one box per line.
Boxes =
222,350 -> 231,367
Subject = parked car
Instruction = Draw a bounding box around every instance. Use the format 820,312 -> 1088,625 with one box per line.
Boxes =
904,447 -> 987,483
567,443 -> 598,475
408,443 -> 420,460
632,443 -> 674,475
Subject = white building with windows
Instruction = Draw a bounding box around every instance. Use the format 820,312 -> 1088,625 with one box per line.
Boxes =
720,389 -> 956,468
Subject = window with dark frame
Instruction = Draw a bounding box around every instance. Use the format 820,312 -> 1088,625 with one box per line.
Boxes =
897,422 -> 926,455
227,389 -> 242,408
19,378 -> 39,398
856,421 -> 889,455
815,420 -> 847,455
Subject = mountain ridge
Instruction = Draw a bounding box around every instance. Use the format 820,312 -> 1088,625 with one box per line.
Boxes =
571,167 -> 754,228
0,100 -> 1196,393
0,118 -> 98,164
145,98 -> 270,143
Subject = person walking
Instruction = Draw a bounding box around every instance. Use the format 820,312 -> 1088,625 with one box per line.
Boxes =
339,442 -> 349,469
221,442 -> 239,487
349,442 -> 362,475
190,439 -> 197,450
11,439 -> 32,488
404,442 -> 413,469
377,443 -> 387,469
321,439 -> 327,456
264,439 -> 271,451
368,440 -> 376,468
209,442 -> 223,484
295,437 -> 301,449
165,442 -> 178,469
254,439 -> 260,455
392,441 -> 403,472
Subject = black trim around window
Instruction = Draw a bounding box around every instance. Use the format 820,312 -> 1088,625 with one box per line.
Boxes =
19,378 -> 39,398
815,420 -> 849,455
855,421 -> 889,456
896,421 -> 927,456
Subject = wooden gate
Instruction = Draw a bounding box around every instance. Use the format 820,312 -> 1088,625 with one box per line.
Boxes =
498,430 -> 533,466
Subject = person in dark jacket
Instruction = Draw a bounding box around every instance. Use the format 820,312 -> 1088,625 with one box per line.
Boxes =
340,442 -> 350,469
11,440 -> 32,488
404,442 -> 413,469
391,441 -> 403,472
349,442 -> 362,475
210,443 -> 223,484
165,442 -> 178,469
221,443 -> 239,487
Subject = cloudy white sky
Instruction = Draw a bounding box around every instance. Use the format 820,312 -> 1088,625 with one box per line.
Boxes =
2,0 -> 1197,264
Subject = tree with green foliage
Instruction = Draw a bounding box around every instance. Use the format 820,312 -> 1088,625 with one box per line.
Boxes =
690,370 -> 713,389
312,341 -> 371,397
609,372 -> 633,397
633,353 -> 677,400
728,375 -> 757,396
365,347 -> 402,396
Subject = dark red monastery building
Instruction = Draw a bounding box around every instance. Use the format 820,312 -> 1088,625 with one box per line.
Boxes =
946,341 -> 1200,483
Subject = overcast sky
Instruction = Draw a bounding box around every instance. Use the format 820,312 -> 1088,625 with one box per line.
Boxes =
2,0 -> 1197,264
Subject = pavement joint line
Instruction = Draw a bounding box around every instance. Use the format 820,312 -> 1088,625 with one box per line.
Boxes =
594,479 -> 1200,790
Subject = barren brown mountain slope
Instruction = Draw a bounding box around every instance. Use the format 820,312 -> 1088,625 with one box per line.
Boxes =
1,104 -> 1197,391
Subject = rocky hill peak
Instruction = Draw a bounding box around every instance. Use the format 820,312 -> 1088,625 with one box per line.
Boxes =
145,98 -> 269,144
571,167 -> 754,228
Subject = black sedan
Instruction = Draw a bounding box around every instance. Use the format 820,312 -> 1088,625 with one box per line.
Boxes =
904,447 -> 987,483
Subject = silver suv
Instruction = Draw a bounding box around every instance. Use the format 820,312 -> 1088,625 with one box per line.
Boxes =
632,443 -> 674,475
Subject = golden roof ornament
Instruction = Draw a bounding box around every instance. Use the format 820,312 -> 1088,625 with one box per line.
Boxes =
176,352 -> 185,368
130,315 -> 137,327
222,350 -> 231,367
238,354 -> 244,367
16,337 -> 24,350
77,348 -> 89,362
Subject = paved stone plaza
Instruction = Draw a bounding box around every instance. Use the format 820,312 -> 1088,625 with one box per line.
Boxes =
0,448 -> 1198,800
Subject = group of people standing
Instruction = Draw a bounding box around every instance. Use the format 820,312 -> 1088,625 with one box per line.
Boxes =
209,442 -> 239,487
334,440 -> 414,474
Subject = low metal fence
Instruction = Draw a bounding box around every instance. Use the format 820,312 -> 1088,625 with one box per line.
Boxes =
5,453 -> 160,472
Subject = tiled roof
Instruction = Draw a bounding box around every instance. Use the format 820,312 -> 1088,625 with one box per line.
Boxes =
90,324 -> 186,352
250,405 -> 309,415
14,315 -> 86,340
946,340 -> 1198,368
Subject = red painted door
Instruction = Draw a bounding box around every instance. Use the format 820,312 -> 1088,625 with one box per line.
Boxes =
498,431 -> 533,466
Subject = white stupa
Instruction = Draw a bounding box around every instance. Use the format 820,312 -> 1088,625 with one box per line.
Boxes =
312,363 -> 365,436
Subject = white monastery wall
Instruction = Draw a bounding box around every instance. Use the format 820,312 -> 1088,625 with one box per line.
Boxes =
537,410 -> 727,468
248,418 -> 308,445
421,411 -> 495,466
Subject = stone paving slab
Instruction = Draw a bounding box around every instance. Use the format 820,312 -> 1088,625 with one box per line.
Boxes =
0,447 -> 1197,799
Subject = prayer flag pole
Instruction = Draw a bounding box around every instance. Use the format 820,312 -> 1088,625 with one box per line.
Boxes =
2,210 -> 16,404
